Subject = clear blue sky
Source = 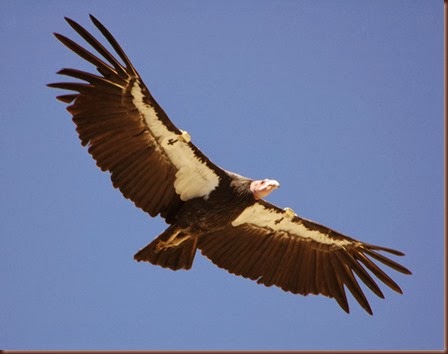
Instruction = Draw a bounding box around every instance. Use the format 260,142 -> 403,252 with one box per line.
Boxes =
1,0 -> 444,350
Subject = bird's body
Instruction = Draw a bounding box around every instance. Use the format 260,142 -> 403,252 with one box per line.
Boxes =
135,171 -> 258,270
49,15 -> 411,315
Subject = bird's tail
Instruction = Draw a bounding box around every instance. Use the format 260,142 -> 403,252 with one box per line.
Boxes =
134,225 -> 198,270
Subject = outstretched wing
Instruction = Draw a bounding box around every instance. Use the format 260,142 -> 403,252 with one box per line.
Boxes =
48,15 -> 227,220
198,200 -> 411,315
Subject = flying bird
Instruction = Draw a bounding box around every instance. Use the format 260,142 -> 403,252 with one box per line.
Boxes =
49,15 -> 411,315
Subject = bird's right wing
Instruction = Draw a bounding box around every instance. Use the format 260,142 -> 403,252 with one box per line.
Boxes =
48,16 -> 229,220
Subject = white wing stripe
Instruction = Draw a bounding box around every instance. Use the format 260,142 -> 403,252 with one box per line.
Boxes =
131,81 -> 219,201
232,203 -> 351,246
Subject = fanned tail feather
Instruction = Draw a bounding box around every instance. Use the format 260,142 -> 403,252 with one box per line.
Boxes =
134,225 -> 198,271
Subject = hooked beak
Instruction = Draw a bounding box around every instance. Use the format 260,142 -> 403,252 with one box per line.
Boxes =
250,179 -> 280,200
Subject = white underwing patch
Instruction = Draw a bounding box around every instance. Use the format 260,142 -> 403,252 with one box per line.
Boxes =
131,80 -> 220,201
232,203 -> 352,246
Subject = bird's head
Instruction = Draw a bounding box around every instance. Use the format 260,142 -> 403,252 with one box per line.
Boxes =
250,179 -> 280,200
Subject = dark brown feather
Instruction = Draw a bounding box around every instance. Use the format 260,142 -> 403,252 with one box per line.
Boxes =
335,250 -> 384,298
53,33 -> 116,77
273,236 -> 296,291
322,253 -> 349,312
88,14 -> 137,74
257,234 -> 290,288
353,252 -> 404,294
330,251 -> 372,315
363,248 -> 412,274
64,16 -> 130,78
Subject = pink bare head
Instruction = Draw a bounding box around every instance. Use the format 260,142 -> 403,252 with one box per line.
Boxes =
250,179 -> 280,200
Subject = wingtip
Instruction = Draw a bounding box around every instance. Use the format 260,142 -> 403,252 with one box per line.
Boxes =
343,298 -> 373,316
332,295 -> 350,315
363,303 -> 373,316
63,16 -> 74,25
402,267 -> 413,275
53,32 -> 67,43
340,302 -> 351,315
89,14 -> 101,27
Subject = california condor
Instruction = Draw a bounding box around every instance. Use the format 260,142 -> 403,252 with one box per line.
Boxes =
49,15 -> 411,315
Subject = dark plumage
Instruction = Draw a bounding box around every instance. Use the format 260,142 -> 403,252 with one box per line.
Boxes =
49,15 -> 411,315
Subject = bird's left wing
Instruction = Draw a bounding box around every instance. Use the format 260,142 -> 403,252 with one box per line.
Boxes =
48,15 -> 227,220
198,200 -> 411,315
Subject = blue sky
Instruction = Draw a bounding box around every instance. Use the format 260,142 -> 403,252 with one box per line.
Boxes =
1,0 -> 444,350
